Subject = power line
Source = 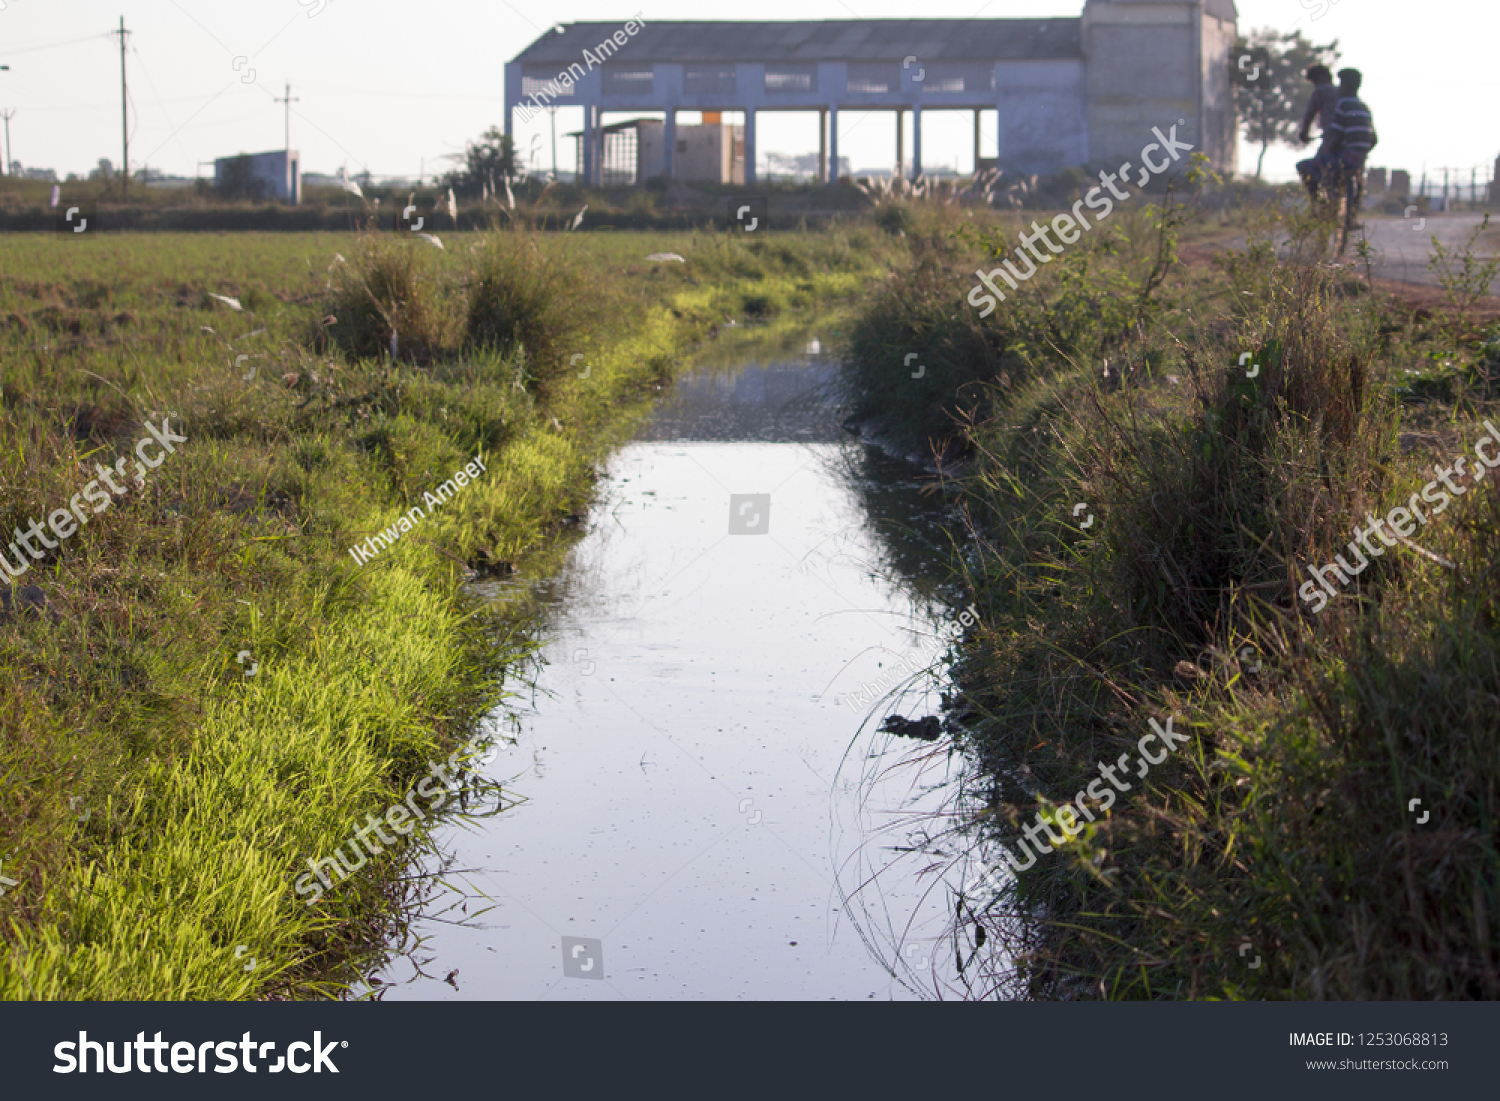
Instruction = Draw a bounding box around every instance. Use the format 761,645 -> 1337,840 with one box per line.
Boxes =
131,45 -> 192,171
0,34 -> 111,57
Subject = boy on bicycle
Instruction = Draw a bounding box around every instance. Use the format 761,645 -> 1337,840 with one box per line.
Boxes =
1296,65 -> 1341,199
1322,68 -> 1378,202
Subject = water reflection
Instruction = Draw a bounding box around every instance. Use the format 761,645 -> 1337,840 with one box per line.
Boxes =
367,325 -> 998,1000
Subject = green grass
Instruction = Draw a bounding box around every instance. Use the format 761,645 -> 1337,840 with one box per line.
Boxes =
0,223 -> 898,999
837,179 -> 1500,999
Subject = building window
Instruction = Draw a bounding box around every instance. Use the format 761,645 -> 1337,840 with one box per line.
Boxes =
523,64 -> 579,99
765,64 -> 817,93
603,66 -> 654,96
846,62 -> 898,94
685,65 -> 737,97
922,63 -> 995,94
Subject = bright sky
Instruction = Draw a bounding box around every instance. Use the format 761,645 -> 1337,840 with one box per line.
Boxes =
0,1 -> 1491,187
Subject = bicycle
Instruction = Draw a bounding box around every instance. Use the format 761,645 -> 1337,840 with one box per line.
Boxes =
1312,162 -> 1364,258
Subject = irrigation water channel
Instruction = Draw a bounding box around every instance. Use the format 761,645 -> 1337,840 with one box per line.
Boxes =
371,325 -> 997,1000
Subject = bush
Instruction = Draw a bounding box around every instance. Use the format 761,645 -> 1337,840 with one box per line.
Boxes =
323,230 -> 461,364
464,229 -> 608,389
873,202 -> 915,236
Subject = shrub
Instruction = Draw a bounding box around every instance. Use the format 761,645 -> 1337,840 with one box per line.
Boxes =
463,228 -> 607,390
323,230 -> 461,364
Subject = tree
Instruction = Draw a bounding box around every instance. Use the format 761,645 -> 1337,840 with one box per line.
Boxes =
1232,29 -> 1340,179
444,126 -> 517,197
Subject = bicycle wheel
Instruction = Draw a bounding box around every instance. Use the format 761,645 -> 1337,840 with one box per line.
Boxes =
1336,179 -> 1363,257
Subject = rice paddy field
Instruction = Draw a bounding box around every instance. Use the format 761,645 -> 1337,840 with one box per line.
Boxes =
0,222 -> 894,999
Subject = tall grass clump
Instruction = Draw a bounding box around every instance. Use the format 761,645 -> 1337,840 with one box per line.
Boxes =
840,168 -> 1211,460
840,229 -> 1016,459
1078,257 -> 1390,650
324,229 -> 462,364
464,229 -> 611,391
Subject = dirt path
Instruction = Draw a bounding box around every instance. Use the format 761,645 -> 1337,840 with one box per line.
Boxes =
1353,212 -> 1500,293
1180,212 -> 1500,330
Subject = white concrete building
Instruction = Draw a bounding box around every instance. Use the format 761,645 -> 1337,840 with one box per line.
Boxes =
213,149 -> 301,203
505,2 -> 1238,187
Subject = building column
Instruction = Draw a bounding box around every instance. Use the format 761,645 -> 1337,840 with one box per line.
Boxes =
664,108 -> 676,180
973,109 -> 982,173
744,107 -> 756,186
995,104 -> 1004,169
911,105 -> 922,180
593,108 -> 604,187
581,105 -> 594,187
828,105 -> 839,186
895,108 -> 904,178
818,108 -> 827,183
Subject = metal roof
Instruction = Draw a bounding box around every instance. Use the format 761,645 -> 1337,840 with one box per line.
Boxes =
514,20 -> 1084,65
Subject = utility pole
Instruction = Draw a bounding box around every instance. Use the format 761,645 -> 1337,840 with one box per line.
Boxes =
3,59 -> 13,177
274,81 -> 298,153
0,109 -> 14,176
113,17 -> 130,199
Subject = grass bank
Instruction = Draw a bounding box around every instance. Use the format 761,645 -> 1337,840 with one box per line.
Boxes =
839,176 -> 1500,998
0,223 -> 895,998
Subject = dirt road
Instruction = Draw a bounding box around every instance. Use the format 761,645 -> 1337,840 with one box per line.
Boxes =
1353,212 -> 1500,293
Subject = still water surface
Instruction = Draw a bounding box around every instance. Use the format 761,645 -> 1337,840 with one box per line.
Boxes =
374,327 -> 980,1000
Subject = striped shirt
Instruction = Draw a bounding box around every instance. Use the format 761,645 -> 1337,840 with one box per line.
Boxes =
1325,95 -> 1378,159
